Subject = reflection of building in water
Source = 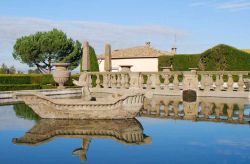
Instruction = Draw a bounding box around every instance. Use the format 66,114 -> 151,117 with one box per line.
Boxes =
142,96 -> 250,124
12,119 -> 151,161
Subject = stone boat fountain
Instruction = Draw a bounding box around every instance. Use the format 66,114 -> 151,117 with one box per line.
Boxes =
13,41 -> 145,119
13,89 -> 144,119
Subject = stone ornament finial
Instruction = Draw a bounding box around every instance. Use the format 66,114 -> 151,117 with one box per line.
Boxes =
104,43 -> 112,72
82,41 -> 90,72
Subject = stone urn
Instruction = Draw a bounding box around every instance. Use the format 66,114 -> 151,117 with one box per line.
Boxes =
52,63 -> 71,89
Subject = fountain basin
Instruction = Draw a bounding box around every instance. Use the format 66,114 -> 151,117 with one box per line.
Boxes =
13,92 -> 144,119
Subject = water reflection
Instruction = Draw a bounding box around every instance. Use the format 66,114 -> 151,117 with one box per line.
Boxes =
142,96 -> 250,124
12,119 -> 151,161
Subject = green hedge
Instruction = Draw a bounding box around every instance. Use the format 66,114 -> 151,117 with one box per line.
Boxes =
29,74 -> 55,85
159,44 -> 250,71
0,74 -> 55,85
0,74 -> 32,84
0,73 -> 80,91
159,54 -> 200,71
0,84 -> 41,91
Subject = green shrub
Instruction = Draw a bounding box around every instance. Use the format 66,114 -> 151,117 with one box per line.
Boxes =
0,74 -> 32,84
41,85 -> 57,89
200,44 -> 250,71
0,84 -> 41,91
0,74 -> 56,85
158,56 -> 173,71
29,74 -> 55,85
65,74 -> 80,86
159,44 -> 250,71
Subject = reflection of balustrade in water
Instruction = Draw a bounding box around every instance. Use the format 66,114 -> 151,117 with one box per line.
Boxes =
85,71 -> 250,98
141,96 -> 250,124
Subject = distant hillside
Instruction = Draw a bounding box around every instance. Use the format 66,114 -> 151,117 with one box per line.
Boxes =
159,44 -> 250,71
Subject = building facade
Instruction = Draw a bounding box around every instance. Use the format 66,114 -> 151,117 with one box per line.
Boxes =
98,43 -> 174,72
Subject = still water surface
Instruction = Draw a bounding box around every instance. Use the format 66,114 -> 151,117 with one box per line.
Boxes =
0,101 -> 250,164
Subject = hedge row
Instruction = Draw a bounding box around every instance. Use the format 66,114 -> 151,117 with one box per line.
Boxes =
0,74 -> 80,85
158,44 -> 250,71
0,74 -> 81,91
0,74 -> 55,85
0,84 -> 41,91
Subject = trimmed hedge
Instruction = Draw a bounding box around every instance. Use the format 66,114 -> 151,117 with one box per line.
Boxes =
0,74 -> 55,85
0,74 -> 32,84
29,74 -> 55,85
0,84 -> 41,91
0,74 -> 80,91
159,44 -> 250,71
159,54 -> 201,71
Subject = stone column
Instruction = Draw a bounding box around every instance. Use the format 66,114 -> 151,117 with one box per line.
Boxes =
104,44 -> 112,72
82,41 -> 90,72
182,68 -> 199,92
173,74 -> 179,91
238,74 -> 245,92
227,74 -> 234,91
129,72 -> 140,89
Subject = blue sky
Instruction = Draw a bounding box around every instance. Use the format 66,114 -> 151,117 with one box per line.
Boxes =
0,0 -> 250,71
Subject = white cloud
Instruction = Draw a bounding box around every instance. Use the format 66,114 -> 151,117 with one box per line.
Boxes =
0,16 -> 188,70
189,1 -> 209,7
190,0 -> 250,11
217,1 -> 250,10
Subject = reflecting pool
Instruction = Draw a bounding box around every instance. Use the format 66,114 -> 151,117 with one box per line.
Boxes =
0,97 -> 250,164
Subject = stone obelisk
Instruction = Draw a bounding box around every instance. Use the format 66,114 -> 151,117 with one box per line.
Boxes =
82,41 -> 90,72
104,43 -> 112,72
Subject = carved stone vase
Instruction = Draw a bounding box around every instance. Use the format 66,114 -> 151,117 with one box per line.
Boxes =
52,63 -> 70,89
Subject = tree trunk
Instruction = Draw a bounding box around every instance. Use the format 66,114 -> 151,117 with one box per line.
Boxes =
48,57 -> 51,74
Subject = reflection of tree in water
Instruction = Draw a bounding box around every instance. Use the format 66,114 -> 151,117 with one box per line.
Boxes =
13,103 -> 40,121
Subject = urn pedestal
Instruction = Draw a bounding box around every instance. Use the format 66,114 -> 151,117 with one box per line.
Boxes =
52,63 -> 70,89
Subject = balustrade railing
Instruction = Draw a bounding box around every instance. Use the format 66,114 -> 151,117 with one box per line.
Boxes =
197,71 -> 249,92
84,71 -> 250,94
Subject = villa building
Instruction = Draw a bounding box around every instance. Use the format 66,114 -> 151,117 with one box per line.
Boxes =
98,42 -> 175,72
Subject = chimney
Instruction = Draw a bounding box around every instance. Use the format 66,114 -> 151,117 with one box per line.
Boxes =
171,34 -> 177,55
145,42 -> 151,47
171,47 -> 177,55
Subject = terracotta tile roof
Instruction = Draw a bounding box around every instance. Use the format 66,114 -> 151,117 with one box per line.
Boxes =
98,45 -> 173,59
241,49 -> 250,54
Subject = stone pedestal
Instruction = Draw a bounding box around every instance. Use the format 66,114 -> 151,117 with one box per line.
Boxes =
161,66 -> 172,72
183,68 -> 199,92
104,44 -> 112,72
129,72 -> 140,89
82,41 -> 90,72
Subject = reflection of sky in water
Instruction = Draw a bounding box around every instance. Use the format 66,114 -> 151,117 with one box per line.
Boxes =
0,105 -> 35,130
0,105 -> 250,164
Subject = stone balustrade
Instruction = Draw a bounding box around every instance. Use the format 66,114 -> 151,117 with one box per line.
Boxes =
85,70 -> 250,98
197,71 -> 249,92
